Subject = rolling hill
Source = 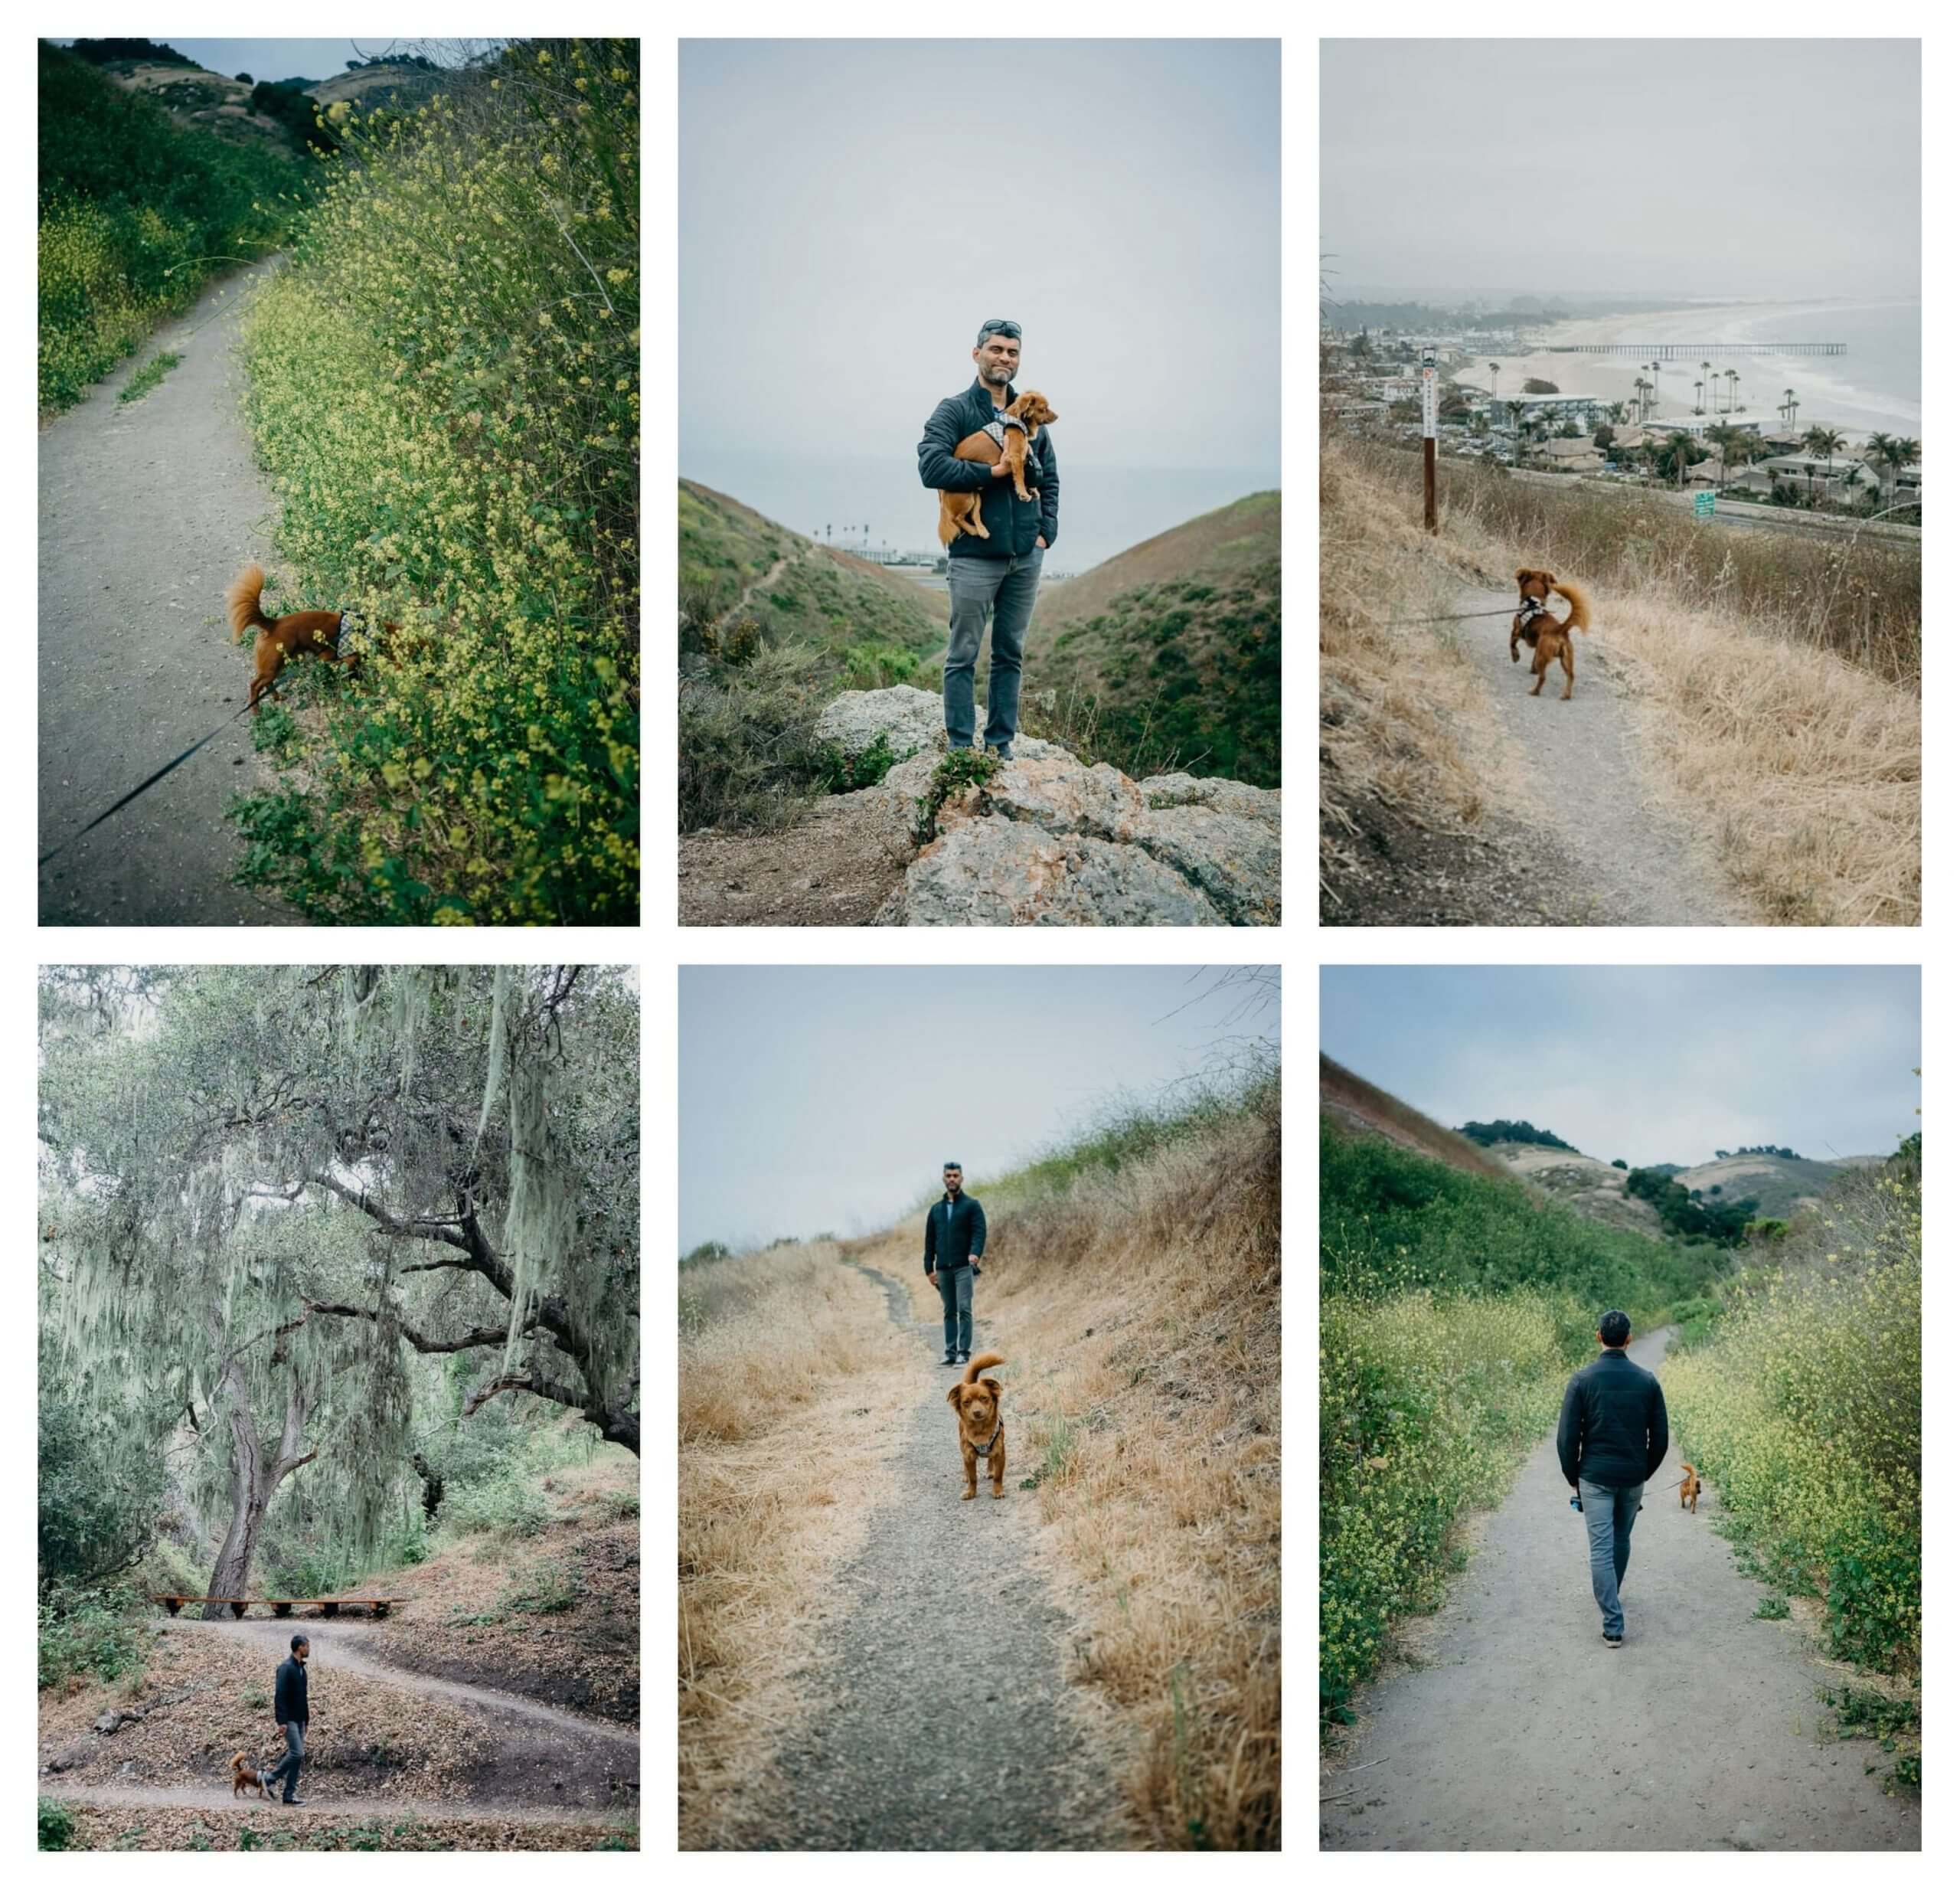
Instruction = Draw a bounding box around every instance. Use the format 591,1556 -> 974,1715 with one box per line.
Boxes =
1027,492 -> 1279,786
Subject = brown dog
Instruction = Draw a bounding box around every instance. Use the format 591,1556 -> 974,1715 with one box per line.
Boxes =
231,1751 -> 271,1799
1509,567 -> 1592,699
946,1352 -> 1008,1500
227,564 -> 398,713
1678,1463 -> 1701,1514
936,392 -> 1057,546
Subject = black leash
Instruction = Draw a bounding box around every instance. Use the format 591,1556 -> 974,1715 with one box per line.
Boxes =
39,698 -> 260,869
1379,605 -> 1521,626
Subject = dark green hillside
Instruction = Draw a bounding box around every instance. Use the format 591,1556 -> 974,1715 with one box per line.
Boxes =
37,40 -> 305,412
1027,492 -> 1279,786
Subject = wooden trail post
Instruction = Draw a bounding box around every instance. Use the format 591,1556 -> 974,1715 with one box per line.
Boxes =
1421,348 -> 1438,532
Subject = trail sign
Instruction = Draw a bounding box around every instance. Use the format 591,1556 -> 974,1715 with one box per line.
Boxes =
1420,351 -> 1438,439
1693,491 -> 1715,519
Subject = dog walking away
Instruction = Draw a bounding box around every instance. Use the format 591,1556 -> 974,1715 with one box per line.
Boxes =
231,1750 -> 272,1799
227,565 -> 397,713
937,392 -> 1057,546
1510,566 -> 1592,700
1678,1463 -> 1701,1514
946,1352 -> 1008,1500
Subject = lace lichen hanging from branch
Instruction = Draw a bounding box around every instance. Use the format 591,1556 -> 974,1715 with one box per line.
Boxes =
501,1045 -> 573,1375
475,966 -> 511,1147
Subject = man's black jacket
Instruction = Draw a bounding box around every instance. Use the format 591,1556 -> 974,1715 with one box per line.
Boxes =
274,1654 -> 309,1728
1557,1347 -> 1669,1489
917,378 -> 1060,560
923,1192 -> 987,1272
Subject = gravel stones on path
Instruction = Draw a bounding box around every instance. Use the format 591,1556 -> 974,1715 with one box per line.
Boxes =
733,1265 -> 1125,1851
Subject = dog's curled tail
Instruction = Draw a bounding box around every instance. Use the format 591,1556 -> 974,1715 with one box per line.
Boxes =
226,564 -> 273,643
1553,580 -> 1592,633
230,1750 -> 247,1769
963,1352 -> 1005,1383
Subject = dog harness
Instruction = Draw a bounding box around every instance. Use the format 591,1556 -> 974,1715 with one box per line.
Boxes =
965,1423 -> 1003,1457
1517,594 -> 1549,626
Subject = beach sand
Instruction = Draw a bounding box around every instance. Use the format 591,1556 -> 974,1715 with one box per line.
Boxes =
1454,301 -> 1919,447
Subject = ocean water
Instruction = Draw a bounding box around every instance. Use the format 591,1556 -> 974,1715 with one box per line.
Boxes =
1543,298 -> 1919,441
679,450 -> 1279,580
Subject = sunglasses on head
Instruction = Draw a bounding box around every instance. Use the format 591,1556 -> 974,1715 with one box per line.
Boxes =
977,320 -> 1021,342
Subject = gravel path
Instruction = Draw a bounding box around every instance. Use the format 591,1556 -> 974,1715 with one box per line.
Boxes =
1322,1327 -> 1920,1852
733,1261 -> 1126,1851
1456,583 -> 1756,925
165,1617 -> 639,1747
38,257 -> 303,925
42,1782 -> 626,1826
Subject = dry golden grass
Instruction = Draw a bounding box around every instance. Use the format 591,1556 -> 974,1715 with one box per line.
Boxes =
885,1094 -> 1281,1849
1318,433 -> 1524,875
676,1241 -> 916,1848
1319,430 -> 1921,925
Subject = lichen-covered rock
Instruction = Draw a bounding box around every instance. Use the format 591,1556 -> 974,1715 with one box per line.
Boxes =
820,690 -> 1282,925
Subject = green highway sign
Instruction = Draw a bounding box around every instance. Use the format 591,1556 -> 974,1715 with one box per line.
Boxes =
1693,492 -> 1715,518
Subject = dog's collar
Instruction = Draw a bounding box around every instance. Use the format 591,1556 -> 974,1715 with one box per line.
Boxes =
964,1423 -> 1003,1455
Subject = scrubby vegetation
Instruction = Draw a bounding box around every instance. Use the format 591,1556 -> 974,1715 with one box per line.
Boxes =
1625,1164 -> 1759,1245
230,39 -> 639,923
1664,1153 -> 1919,1676
1320,1120 -> 1731,1728
37,40 -> 302,411
1457,1117 -> 1573,1150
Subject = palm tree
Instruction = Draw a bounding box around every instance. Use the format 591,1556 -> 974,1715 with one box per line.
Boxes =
1864,431 -> 1895,506
1726,368 -> 1742,414
1490,361 -> 1501,397
1706,423 -> 1740,494
1699,360 -> 1712,413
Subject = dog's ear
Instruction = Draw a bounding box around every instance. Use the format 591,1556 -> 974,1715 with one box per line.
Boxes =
1515,567 -> 1530,584
979,1375 -> 1002,1399
946,1385 -> 963,1411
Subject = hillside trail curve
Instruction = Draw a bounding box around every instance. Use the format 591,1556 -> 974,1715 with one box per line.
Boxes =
723,1256 -> 1132,1850
1321,1326 -> 1919,1852
165,1616 -> 640,1746
39,256 -> 302,925
1451,581 -> 1756,925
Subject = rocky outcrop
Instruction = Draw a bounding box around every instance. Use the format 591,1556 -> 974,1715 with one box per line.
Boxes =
815,686 -> 1281,927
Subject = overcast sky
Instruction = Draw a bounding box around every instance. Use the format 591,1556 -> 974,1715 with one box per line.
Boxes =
1321,39 -> 1920,301
680,966 -> 1278,1254
49,38 -> 472,83
1321,966 -> 1919,1168
680,39 -> 1279,469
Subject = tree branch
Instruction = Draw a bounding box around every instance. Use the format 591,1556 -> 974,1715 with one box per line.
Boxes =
463,1370 -> 587,1419
302,1298 -> 536,1356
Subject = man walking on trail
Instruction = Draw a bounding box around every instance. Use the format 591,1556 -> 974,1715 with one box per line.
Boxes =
1557,1310 -> 1669,1649
260,1633 -> 312,1805
916,319 -> 1061,761
924,1161 -> 986,1368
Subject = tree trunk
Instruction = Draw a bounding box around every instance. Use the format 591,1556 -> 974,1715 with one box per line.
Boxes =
410,1450 -> 445,1522
200,1348 -> 316,1617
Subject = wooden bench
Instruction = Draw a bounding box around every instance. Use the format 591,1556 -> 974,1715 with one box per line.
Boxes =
151,1594 -> 409,1620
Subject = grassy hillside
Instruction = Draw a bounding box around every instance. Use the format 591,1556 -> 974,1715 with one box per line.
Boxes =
37,39 -> 304,412
1026,492 -> 1280,787
1319,1053 -> 1516,1182
1320,430 -> 1919,925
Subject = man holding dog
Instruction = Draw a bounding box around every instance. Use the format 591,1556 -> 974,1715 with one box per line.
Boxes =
924,1162 -> 986,1367
916,319 -> 1061,761
1557,1310 -> 1669,1649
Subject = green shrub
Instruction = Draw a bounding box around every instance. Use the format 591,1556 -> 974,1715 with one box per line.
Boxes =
912,747 -> 998,844
439,1476 -> 548,1540
228,39 -> 639,922
505,1558 -> 577,1614
38,1584 -> 145,1691
38,1797 -> 75,1852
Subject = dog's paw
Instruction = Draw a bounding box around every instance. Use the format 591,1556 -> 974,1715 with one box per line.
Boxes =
961,1487 -> 975,1500
1511,647 -> 1520,662
991,1487 -> 1004,1499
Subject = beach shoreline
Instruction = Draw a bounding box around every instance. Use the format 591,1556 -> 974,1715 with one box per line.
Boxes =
1455,299 -> 1919,447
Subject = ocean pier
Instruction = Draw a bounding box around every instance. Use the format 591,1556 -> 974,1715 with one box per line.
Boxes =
1543,342 -> 1845,358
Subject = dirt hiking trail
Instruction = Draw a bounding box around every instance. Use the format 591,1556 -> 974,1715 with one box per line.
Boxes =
1321,1326 -> 1919,1851
724,1258 -> 1132,1850
1455,583 -> 1754,925
44,1614 -> 637,1830
39,257 -> 302,925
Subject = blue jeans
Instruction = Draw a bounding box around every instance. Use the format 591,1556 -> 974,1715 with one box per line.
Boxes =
935,1263 -> 974,1355
1579,1478 -> 1645,1637
944,549 -> 1044,750
265,1720 -> 305,1800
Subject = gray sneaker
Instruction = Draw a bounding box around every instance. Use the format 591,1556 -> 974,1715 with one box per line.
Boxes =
988,744 -> 1014,762
1602,1631 -> 1624,1649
